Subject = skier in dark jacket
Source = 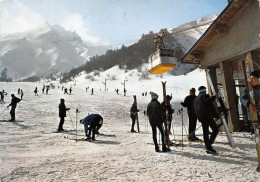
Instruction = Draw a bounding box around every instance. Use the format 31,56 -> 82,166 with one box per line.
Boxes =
147,92 -> 169,152
58,99 -> 70,131
80,114 -> 103,140
64,88 -> 68,94
181,88 -> 200,141
240,70 -> 260,121
34,87 -> 38,96
130,100 -> 140,132
161,95 -> 175,135
7,94 -> 21,121
20,89 -> 24,100
0,90 -> 7,102
193,86 -> 219,154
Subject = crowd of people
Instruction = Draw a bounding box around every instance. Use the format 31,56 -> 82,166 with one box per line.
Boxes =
1,70 -> 259,158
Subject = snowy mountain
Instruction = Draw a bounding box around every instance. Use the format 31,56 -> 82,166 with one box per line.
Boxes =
166,14 -> 218,75
0,23 -> 109,79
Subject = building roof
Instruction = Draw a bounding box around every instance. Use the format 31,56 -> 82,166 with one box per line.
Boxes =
181,0 -> 249,64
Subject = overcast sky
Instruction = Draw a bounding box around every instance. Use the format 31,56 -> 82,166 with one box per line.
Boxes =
0,0 -> 227,47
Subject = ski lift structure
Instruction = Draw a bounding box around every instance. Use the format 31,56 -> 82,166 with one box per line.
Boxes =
148,33 -> 178,74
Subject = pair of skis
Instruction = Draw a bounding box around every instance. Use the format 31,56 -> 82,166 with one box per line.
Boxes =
162,81 -> 171,149
133,95 -> 140,132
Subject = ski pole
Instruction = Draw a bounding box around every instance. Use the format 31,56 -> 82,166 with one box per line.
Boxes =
172,123 -> 176,139
181,109 -> 184,150
1,107 -> 8,115
76,108 -> 80,141
68,110 -> 75,130
185,124 -> 203,141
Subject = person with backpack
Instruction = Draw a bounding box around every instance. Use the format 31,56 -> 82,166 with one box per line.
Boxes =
147,92 -> 170,152
193,86 -> 219,154
80,114 -> 103,140
58,99 -> 70,132
7,94 -> 21,121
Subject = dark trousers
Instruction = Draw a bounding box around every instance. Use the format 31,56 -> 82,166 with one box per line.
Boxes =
131,116 -> 136,130
10,106 -> 16,120
58,117 -> 65,131
151,124 -> 166,150
199,117 -> 219,150
88,124 -> 97,139
188,113 -> 197,137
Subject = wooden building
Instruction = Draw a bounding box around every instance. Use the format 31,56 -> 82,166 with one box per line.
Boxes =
181,0 -> 260,132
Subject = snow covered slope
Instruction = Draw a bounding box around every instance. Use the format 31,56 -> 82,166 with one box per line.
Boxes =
0,75 -> 258,181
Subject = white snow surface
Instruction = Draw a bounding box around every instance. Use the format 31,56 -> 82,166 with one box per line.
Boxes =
0,68 -> 259,181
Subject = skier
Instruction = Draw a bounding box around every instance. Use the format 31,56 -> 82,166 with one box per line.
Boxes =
58,99 -> 70,132
80,114 -> 103,140
34,87 -> 38,96
193,86 -> 219,154
7,94 -> 21,121
20,89 -> 24,100
181,88 -> 200,141
46,86 -> 49,94
91,88 -> 94,95
130,100 -> 140,132
147,92 -> 169,152
18,88 -> 20,95
124,88 -> 127,96
240,70 -> 260,121
69,87 -> 72,95
161,95 -> 175,135
42,87 -> 45,93
64,88 -> 68,94
0,90 -> 7,102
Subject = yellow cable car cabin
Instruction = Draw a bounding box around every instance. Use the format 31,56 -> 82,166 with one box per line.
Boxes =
148,48 -> 178,74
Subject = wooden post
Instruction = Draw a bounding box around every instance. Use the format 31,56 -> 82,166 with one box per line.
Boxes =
219,61 -> 239,132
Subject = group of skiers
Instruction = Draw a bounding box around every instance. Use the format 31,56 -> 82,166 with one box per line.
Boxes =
129,70 -> 260,155
58,98 -> 103,140
2,70 -> 259,159
130,86 -> 219,154
17,88 -> 24,99
42,85 -> 50,94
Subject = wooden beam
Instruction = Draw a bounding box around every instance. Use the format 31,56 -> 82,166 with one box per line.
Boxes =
191,52 -> 204,59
